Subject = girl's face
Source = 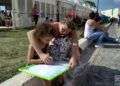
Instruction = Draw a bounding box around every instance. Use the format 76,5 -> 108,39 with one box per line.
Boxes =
59,23 -> 71,36
40,36 -> 53,44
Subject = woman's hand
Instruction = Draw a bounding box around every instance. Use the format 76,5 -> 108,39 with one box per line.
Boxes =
40,53 -> 53,64
69,57 -> 78,70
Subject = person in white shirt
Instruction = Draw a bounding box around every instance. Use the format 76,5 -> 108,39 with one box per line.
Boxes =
84,12 -> 119,47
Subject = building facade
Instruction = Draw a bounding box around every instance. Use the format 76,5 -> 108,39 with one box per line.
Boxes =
12,0 -> 33,28
11,0 -> 94,28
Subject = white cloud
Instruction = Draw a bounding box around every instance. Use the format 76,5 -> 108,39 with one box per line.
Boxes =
114,0 -> 120,2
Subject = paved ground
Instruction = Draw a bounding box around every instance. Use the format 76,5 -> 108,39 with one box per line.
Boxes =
0,26 -> 12,29
73,23 -> 120,86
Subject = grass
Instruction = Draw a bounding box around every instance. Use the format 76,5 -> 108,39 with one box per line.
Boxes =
0,29 -> 29,83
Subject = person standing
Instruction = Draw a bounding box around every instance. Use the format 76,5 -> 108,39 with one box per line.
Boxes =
4,10 -> 12,27
31,4 -> 39,26
118,14 -> 120,27
0,11 -> 5,26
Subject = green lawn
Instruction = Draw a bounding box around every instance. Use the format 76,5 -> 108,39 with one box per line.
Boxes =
0,29 -> 29,83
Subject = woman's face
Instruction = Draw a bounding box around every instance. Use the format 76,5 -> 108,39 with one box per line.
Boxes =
59,23 -> 71,36
41,36 -> 53,44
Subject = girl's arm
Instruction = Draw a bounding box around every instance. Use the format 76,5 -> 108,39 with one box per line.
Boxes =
27,30 -> 53,64
27,44 -> 43,64
27,30 -> 45,57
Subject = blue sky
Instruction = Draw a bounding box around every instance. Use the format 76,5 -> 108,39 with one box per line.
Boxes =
67,0 -> 120,11
95,0 -> 120,10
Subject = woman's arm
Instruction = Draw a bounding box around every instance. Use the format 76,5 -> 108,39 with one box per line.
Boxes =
97,22 -> 112,32
69,31 -> 81,69
69,44 -> 81,70
71,30 -> 81,59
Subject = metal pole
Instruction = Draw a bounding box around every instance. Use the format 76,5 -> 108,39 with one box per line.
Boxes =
56,0 -> 60,22
97,0 -> 99,12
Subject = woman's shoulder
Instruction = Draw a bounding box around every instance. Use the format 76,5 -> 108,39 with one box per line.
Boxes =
86,19 -> 96,26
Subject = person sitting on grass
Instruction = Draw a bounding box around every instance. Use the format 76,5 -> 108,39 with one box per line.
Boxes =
27,21 -> 80,86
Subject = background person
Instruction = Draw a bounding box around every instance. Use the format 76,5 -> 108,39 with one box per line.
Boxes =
118,14 -> 120,27
84,12 -> 119,47
31,4 -> 39,26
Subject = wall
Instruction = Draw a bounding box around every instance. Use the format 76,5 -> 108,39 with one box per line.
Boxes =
11,0 -> 93,28
12,0 -> 33,28
33,0 -> 93,22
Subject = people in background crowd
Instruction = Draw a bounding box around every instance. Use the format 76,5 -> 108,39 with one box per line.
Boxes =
31,4 -> 39,26
4,10 -> 12,27
0,10 -> 12,26
0,10 -> 5,26
118,14 -> 120,27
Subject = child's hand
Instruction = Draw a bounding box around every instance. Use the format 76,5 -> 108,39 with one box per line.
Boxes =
40,53 -> 53,64
69,57 -> 78,70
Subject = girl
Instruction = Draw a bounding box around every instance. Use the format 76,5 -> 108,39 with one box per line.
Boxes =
27,21 -> 80,86
27,23 -> 54,65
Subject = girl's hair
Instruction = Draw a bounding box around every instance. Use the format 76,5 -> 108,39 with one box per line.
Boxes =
89,11 -> 96,19
94,15 -> 101,22
89,11 -> 99,19
34,23 -> 53,39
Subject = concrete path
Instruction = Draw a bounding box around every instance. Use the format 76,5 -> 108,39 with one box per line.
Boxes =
73,23 -> 120,86
0,26 -> 12,30
90,23 -> 120,69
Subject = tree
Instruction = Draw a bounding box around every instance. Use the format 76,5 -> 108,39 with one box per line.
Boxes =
84,0 -> 96,8
56,0 -> 60,22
